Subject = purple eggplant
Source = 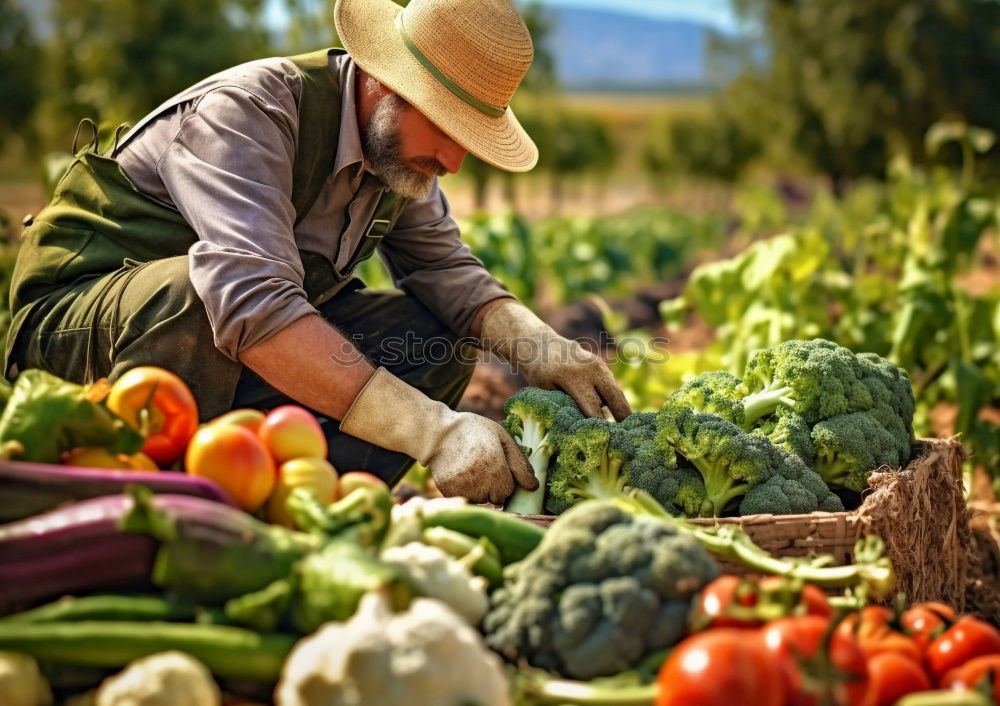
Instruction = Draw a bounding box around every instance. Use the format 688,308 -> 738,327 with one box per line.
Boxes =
0,490 -> 319,614
0,494 -> 156,613
0,460 -> 236,523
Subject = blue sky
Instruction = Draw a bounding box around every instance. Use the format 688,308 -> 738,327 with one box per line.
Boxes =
527,0 -> 740,32
263,0 -> 742,34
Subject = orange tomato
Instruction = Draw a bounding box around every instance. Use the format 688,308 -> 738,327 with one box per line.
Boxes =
185,424 -> 275,511
106,367 -> 199,466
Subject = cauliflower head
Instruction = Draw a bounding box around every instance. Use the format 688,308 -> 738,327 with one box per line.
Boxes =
276,591 -> 511,706
95,651 -> 220,706
381,542 -> 489,625
0,652 -> 52,706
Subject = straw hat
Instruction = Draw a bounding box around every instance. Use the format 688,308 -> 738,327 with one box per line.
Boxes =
334,0 -> 539,172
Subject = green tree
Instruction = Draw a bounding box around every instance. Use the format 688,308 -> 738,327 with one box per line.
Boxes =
641,110 -> 760,185
38,0 -> 270,149
0,0 -> 41,151
719,0 -> 1000,187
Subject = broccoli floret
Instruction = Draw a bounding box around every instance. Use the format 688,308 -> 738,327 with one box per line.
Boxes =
741,339 -> 873,425
655,404 -> 776,516
751,410 -> 815,465
543,412 -> 658,515
810,412 -> 903,492
856,353 -> 915,466
738,448 -> 844,515
625,438 -> 707,517
483,500 -> 719,680
502,387 -> 583,514
545,417 -> 635,514
858,352 -> 915,436
663,371 -> 747,426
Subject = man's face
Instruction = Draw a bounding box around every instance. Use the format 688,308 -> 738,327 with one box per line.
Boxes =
363,87 -> 469,200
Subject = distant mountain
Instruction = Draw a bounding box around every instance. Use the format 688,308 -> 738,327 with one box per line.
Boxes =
543,7 -> 718,92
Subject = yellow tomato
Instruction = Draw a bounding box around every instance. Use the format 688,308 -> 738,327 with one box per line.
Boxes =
266,457 -> 338,527
63,447 -> 133,470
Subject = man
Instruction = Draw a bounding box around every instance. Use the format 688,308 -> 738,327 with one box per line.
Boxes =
5,0 -> 630,503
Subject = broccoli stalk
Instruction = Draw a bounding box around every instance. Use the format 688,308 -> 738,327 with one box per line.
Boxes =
501,388 -> 582,515
617,488 -> 895,599
741,376 -> 796,427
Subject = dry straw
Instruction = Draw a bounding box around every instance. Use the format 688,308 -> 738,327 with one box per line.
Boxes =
334,0 -> 539,172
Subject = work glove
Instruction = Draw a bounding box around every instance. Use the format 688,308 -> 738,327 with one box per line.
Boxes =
481,300 -> 632,420
339,368 -> 537,504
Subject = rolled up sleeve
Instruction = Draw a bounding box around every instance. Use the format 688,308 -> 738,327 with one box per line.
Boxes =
156,86 -> 316,360
377,182 -> 514,338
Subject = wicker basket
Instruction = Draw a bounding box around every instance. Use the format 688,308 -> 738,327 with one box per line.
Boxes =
520,438 -> 980,610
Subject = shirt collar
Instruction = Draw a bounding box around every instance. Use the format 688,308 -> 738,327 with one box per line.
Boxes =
331,50 -> 365,179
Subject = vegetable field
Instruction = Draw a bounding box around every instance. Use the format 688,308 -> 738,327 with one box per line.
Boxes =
2,0 -> 1000,700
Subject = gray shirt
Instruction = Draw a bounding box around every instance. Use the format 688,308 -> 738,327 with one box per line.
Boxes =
115,51 -> 511,361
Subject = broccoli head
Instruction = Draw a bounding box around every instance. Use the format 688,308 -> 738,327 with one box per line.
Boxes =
738,447 -> 844,515
858,352 -> 915,436
543,412 -> 657,514
502,387 -> 582,459
625,437 -> 707,517
502,387 -> 583,515
663,371 -> 747,426
656,404 -> 776,516
545,417 -> 634,514
741,339 -> 873,425
810,412 -> 904,492
483,500 -> 719,680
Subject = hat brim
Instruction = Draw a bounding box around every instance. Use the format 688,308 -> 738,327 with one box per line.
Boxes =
334,0 -> 539,173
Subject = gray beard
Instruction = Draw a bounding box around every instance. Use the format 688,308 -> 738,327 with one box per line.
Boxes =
363,93 -> 437,200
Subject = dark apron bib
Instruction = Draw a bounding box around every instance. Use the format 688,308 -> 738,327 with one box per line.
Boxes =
6,48 -> 408,378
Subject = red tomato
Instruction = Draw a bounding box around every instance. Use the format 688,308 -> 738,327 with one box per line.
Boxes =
107,366 -> 199,466
859,651 -> 932,706
900,602 -> 955,656
761,615 -> 869,706
656,629 -> 785,706
838,606 -> 922,662
694,575 -> 762,629
926,616 -> 1000,683
941,654 -> 1000,703
185,423 -> 275,511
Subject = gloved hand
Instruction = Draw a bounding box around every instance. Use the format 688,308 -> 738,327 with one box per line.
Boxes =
480,300 -> 632,420
339,368 -> 537,504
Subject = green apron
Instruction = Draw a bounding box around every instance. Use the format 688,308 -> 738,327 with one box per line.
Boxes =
5,48 -> 409,387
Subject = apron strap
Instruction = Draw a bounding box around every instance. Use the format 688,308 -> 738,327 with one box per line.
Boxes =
71,118 -> 100,156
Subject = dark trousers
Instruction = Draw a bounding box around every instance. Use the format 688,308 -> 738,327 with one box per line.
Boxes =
11,256 -> 476,485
